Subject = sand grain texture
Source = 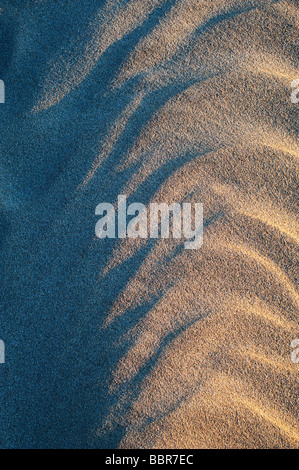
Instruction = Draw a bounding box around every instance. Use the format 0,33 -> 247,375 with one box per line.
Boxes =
0,0 -> 298,448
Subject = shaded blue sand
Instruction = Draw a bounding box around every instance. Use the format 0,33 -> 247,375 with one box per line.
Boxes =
0,0 -> 291,449
0,0 -> 187,449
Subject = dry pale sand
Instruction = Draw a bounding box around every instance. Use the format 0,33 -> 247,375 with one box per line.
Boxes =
0,0 -> 298,448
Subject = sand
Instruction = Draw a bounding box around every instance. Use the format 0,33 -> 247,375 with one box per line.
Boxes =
0,0 -> 298,448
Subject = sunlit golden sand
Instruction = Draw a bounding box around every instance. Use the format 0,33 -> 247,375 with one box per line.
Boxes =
27,0 -> 299,448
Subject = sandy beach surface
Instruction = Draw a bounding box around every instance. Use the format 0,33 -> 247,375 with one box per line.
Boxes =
0,0 -> 298,448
